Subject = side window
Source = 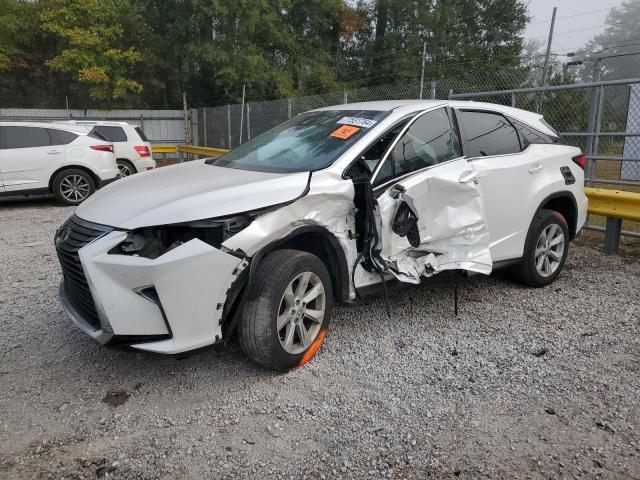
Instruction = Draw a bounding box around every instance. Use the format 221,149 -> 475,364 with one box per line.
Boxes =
89,126 -> 127,142
48,129 -> 78,146
456,110 -> 521,157
1,126 -> 52,149
374,108 -> 461,187
509,118 -> 559,148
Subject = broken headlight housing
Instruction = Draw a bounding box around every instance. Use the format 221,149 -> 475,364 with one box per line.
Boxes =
110,215 -> 253,259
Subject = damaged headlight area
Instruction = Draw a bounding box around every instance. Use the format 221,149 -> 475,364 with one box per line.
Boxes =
109,215 -> 253,259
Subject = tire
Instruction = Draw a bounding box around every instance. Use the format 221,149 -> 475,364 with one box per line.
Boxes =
512,209 -> 570,287
116,159 -> 137,177
52,169 -> 96,206
238,249 -> 333,372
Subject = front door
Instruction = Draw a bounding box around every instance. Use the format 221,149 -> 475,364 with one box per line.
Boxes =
371,107 -> 492,283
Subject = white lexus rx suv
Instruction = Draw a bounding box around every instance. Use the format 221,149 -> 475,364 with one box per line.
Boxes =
0,122 -> 119,205
56,120 -> 156,177
55,100 -> 587,371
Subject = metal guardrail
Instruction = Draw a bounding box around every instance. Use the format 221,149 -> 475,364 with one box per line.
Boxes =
152,144 -> 177,154
584,187 -> 640,253
178,145 -> 229,157
151,144 -> 229,161
448,77 -> 640,98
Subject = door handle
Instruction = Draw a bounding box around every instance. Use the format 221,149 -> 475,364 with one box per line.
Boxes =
458,170 -> 479,184
528,163 -> 544,174
47,150 -> 63,155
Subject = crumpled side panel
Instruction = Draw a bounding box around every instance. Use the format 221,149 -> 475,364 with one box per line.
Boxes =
377,168 -> 492,284
223,170 -> 358,299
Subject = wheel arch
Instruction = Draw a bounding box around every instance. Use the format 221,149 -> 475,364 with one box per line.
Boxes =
116,158 -> 137,173
251,225 -> 350,304
48,165 -> 100,193
534,191 -> 579,239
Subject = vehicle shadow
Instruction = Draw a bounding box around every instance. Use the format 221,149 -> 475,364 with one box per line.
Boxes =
0,194 -> 62,209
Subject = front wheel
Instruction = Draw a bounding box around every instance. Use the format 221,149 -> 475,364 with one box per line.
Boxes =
238,249 -> 333,371
512,209 -> 569,287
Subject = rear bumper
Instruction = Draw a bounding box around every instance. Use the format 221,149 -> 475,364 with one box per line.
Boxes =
133,157 -> 156,172
98,175 -> 120,189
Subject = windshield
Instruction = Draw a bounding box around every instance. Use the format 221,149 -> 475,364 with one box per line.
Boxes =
209,110 -> 390,173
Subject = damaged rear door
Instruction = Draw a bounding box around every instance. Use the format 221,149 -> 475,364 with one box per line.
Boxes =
371,107 -> 492,283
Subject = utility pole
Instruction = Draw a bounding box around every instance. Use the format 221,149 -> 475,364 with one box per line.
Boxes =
182,92 -> 190,145
538,6 -> 557,112
238,84 -> 245,145
419,42 -> 427,100
540,7 -> 557,87
585,57 -> 602,162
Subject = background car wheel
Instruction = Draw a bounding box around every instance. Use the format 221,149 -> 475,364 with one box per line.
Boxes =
512,208 -> 569,287
238,249 -> 333,372
52,169 -> 96,206
116,159 -> 137,177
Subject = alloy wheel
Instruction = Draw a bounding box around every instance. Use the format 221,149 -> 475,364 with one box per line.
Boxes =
277,271 -> 325,355
60,175 -> 91,202
118,163 -> 133,176
534,223 -> 565,277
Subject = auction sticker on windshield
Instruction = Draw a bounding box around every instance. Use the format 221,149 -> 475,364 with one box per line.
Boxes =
331,125 -> 360,140
337,117 -> 378,128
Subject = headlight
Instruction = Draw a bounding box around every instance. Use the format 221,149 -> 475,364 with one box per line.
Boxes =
109,214 -> 253,259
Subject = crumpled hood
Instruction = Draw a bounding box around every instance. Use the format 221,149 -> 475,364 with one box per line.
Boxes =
76,160 -> 310,229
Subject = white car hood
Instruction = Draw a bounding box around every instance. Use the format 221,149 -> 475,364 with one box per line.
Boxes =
76,160 -> 310,229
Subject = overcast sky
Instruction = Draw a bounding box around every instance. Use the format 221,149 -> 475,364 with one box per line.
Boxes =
524,0 -> 625,56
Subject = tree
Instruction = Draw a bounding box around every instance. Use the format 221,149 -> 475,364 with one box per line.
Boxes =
342,0 -> 529,92
40,0 -> 143,103
578,0 -> 640,81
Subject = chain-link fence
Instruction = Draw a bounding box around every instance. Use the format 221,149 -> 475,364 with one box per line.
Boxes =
196,75 -> 640,187
450,78 -> 640,236
195,74 -> 640,235
196,70 -> 547,150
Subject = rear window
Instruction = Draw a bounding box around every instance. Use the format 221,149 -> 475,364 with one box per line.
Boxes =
134,126 -> 149,142
0,126 -> 51,149
48,129 -> 78,145
509,118 -> 560,147
456,110 -> 521,157
89,125 -> 127,142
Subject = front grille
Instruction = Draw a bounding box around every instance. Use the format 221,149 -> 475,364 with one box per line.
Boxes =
55,215 -> 112,329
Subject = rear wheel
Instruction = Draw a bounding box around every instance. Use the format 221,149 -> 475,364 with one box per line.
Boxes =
512,209 -> 569,287
116,159 -> 136,177
238,249 -> 333,372
52,169 -> 95,205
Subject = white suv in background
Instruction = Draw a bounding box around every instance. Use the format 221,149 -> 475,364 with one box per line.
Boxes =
0,122 -> 118,205
56,121 -> 156,177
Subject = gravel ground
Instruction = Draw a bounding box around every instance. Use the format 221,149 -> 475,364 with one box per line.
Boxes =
1,195 -> 639,480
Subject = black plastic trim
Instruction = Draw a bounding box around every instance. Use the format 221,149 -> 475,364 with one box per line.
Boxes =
533,190 -> 579,239
0,187 -> 49,198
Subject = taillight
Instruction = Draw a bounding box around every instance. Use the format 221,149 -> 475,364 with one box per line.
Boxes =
572,154 -> 587,169
90,144 -> 114,153
134,145 -> 151,157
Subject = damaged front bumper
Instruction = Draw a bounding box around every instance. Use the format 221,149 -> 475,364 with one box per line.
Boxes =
58,228 -> 246,354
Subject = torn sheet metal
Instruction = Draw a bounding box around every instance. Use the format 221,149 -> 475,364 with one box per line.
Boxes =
223,169 -> 359,299
376,165 -> 492,284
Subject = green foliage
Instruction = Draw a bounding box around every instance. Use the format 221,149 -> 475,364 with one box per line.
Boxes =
40,0 -> 143,101
0,0 -> 530,108
578,0 -> 640,81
